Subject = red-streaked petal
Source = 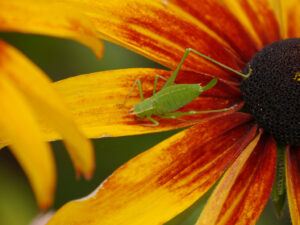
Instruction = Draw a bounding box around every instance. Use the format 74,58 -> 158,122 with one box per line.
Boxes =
222,0 -> 281,48
281,0 -> 300,38
0,74 -> 55,210
165,0 -> 258,62
196,133 -> 277,225
44,69 -> 243,139
47,113 -> 257,225
286,146 -> 300,224
0,39 -> 94,179
66,0 -> 251,83
0,0 -> 103,58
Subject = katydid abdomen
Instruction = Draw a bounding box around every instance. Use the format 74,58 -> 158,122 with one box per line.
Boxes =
133,83 -> 202,118
152,84 -> 202,115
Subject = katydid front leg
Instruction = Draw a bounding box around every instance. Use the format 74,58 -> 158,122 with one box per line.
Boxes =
122,79 -> 160,126
119,79 -> 144,106
121,74 -> 167,106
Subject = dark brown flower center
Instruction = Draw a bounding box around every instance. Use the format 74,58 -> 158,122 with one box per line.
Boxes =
240,38 -> 300,146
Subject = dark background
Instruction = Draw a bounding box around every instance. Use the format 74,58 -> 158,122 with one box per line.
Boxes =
0,33 -> 292,225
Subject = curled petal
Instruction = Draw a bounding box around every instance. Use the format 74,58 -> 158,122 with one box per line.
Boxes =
222,0 -> 281,48
48,68 -> 243,139
286,146 -> 300,224
0,74 -> 55,210
196,133 -> 277,225
0,0 -> 103,58
47,113 -> 257,225
0,40 -> 94,179
65,0 -> 254,83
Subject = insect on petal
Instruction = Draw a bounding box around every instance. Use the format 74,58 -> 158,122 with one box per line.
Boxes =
0,74 -> 56,210
286,146 -> 300,225
196,133 -> 277,225
0,40 -> 94,179
0,0 -> 103,58
47,113 -> 257,225
47,68 -> 243,139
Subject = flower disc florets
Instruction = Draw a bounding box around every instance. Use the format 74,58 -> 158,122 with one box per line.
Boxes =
241,39 -> 300,146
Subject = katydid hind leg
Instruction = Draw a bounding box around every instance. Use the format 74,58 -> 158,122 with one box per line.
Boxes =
163,48 -> 194,89
161,105 -> 237,118
187,48 -> 250,78
162,47 -> 221,89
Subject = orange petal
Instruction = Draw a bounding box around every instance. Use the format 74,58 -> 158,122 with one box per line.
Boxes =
286,146 -> 300,225
196,133 -> 277,225
0,0 -> 103,58
165,0 -> 258,62
47,113 -> 257,225
46,68 -> 243,139
222,0 -> 281,48
66,0 -> 255,83
0,39 -> 94,179
280,0 -> 300,38
0,74 -> 55,210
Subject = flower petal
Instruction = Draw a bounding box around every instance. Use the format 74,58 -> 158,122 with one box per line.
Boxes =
0,0 -> 103,58
222,0 -> 281,48
0,74 -> 55,210
0,39 -> 94,179
45,68 -> 243,139
286,146 -> 300,225
65,0 -> 255,82
196,133 -> 277,225
47,113 -> 257,225
164,0 -> 258,62
280,0 -> 300,38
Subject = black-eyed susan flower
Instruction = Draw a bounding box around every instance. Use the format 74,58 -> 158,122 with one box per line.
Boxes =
11,0 -> 298,224
0,0 -> 104,210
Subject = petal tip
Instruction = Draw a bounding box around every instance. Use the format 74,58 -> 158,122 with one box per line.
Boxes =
84,170 -> 94,181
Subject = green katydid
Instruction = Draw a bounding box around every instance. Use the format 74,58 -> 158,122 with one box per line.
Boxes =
122,48 -> 251,126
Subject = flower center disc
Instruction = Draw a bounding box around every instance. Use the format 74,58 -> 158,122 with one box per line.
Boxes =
240,38 -> 300,146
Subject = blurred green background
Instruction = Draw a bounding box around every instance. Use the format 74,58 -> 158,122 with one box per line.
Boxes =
0,33 -> 292,225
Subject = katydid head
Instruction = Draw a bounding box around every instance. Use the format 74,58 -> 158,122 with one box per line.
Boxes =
130,98 -> 153,119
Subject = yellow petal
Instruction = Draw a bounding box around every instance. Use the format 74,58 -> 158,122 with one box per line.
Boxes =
47,113 -> 257,225
196,132 -> 277,225
48,68 -> 243,139
286,146 -> 300,225
221,0 -> 281,48
0,74 -> 55,210
0,39 -> 94,179
0,0 -> 103,58
280,0 -> 300,39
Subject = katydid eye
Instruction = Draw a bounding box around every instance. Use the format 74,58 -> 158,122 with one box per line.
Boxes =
240,38 -> 300,146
